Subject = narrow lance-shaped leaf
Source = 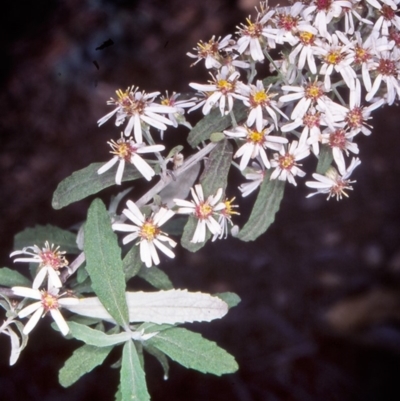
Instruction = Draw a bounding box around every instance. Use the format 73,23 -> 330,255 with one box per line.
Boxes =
14,225 -> 79,254
237,170 -> 285,241
120,340 -> 150,401
316,145 -> 333,175
147,327 -> 238,376
59,344 -> 113,388
52,162 -> 141,210
84,199 -> 129,328
65,289 -> 228,324
68,321 -> 131,347
0,267 -> 31,288
187,102 -> 247,148
143,344 -> 170,380
181,140 -> 233,252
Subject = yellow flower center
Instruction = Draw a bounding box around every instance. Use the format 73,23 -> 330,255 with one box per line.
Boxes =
299,31 -> 314,45
248,129 -> 265,144
223,197 -> 239,217
325,50 -> 342,65
252,90 -> 268,104
279,154 -> 295,170
217,79 -> 234,93
244,18 -> 262,37
305,83 -> 322,101
195,202 -> 213,219
140,221 -> 159,241
41,291 -> 59,311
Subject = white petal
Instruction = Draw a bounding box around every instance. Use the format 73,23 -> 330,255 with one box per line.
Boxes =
50,309 -> 69,336
23,307 -> 44,334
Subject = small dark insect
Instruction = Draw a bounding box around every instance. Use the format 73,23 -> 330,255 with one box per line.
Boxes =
93,60 -> 100,70
96,38 -> 114,50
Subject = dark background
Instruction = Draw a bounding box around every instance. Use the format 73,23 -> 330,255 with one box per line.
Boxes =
1,1 -> 400,400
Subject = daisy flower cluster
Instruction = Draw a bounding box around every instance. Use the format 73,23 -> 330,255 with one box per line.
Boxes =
187,0 -> 400,199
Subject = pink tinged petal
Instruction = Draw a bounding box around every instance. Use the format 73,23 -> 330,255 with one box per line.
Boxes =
154,238 -> 175,259
133,114 -> 143,143
140,241 -> 152,268
98,156 -> 119,175
122,232 -> 140,245
23,307 -> 44,335
124,116 -> 135,137
50,309 -> 69,336
137,144 -> 165,154
115,159 -> 125,185
125,201 -> 145,225
131,154 -> 155,181
192,219 -> 206,243
13,287 -> 42,300
47,268 -> 63,289
148,241 -> 160,266
112,223 -> 138,232
173,199 -> 195,208
18,301 -> 42,318
97,107 -> 119,126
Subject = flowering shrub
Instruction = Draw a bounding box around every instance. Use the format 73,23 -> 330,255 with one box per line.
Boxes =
1,1 -> 399,399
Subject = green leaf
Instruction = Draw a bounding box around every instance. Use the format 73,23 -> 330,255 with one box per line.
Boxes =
0,267 -> 31,287
13,225 -> 79,254
123,245 -> 142,281
214,292 -> 241,309
210,132 -> 225,142
316,145 -> 333,175
84,199 -> 129,328
120,340 -> 150,401
187,102 -> 247,148
52,162 -> 141,210
200,139 -> 233,197
237,170 -> 285,241
147,327 -> 238,376
59,344 -> 113,387
144,344 -> 169,380
68,322 -> 131,347
181,140 -> 233,252
137,266 -> 173,290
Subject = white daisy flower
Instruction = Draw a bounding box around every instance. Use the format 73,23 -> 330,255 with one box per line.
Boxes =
187,35 -> 234,69
224,122 -> 288,170
97,86 -> 177,143
319,127 -> 359,174
212,197 -> 239,241
236,5 -> 276,61
270,140 -> 310,186
239,80 -> 288,130
174,184 -> 225,243
10,241 -> 68,290
12,285 -> 79,336
306,157 -> 361,200
373,3 -> 400,36
289,31 -> 321,74
112,201 -> 176,268
189,66 -> 245,116
97,134 -> 165,184
239,162 -> 265,197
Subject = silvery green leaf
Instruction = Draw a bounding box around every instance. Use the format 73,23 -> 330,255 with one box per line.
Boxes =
0,267 -> 31,288
137,266 -> 173,290
65,289 -> 228,325
123,245 -> 142,281
7,326 -> 22,366
187,102 -> 247,148
84,199 -> 129,328
214,292 -> 241,309
316,145 -> 333,174
210,132 -> 225,142
237,170 -> 285,241
68,321 -> 131,347
52,163 -> 141,210
59,344 -> 113,387
147,327 -> 238,375
158,162 -> 201,208
14,225 -> 79,254
120,340 -> 150,401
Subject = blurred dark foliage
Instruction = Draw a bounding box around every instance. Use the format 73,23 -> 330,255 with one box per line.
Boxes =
1,1 -> 400,400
